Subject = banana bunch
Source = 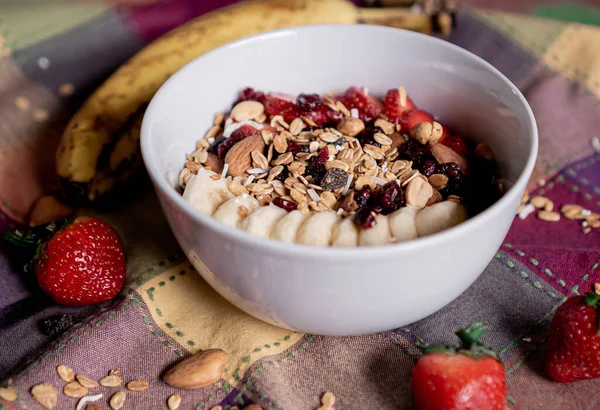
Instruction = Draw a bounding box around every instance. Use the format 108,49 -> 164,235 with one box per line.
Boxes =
56,0 -> 443,204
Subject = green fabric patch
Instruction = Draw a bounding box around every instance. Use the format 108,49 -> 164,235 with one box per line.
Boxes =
533,4 -> 600,26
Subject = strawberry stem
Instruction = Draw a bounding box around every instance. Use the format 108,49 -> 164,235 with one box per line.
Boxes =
584,292 -> 600,308
456,322 -> 487,349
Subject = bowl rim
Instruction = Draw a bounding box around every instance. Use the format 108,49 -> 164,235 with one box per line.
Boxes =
141,24 -> 538,259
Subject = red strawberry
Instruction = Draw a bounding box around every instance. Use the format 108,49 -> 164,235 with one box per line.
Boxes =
411,323 -> 506,410
545,290 -> 600,382
34,217 -> 126,306
264,93 -> 300,123
399,109 -> 435,133
440,134 -> 470,157
338,86 -> 383,122
383,87 -> 416,123
229,124 -> 262,139
234,87 -> 265,105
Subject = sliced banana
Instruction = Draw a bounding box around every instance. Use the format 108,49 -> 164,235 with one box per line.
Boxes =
296,211 -> 340,246
331,217 -> 358,247
359,214 -> 391,246
389,205 -> 420,243
415,200 -> 468,237
270,210 -> 309,243
212,195 -> 259,228
182,169 -> 233,215
241,204 -> 287,238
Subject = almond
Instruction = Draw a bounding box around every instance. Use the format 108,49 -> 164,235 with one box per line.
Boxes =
28,195 -> 74,227
205,153 -> 224,174
431,143 -> 469,172
389,132 -> 406,150
162,349 -> 227,390
224,135 -> 265,177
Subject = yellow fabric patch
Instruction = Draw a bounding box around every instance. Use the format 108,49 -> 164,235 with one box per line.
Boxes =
138,262 -> 303,385
542,24 -> 600,99
473,11 -> 566,57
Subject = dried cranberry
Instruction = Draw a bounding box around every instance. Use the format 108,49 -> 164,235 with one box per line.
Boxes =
400,139 -> 431,162
234,87 -> 265,105
354,207 -> 377,229
359,124 -> 385,148
274,166 -> 289,182
273,197 -> 297,212
375,181 -> 404,214
436,162 -> 466,196
354,186 -> 372,208
416,159 -> 437,177
437,162 -> 463,180
287,141 -> 310,154
305,147 -> 329,185
215,137 -> 239,159
297,94 -> 323,111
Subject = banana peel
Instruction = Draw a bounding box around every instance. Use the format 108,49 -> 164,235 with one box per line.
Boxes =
56,0 -> 442,204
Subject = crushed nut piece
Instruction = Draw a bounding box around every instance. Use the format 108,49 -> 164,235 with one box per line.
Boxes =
168,394 -> 182,410
538,210 -> 560,222
64,382 -> 88,398
109,391 -> 126,410
31,382 -> 58,409
57,364 -> 75,382
76,375 -> 98,389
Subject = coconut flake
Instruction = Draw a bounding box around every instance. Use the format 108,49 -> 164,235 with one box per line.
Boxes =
583,221 -> 589,227
76,394 -> 103,410
221,163 -> 229,178
582,209 -> 592,216
518,203 -> 535,220
337,208 -> 344,215
342,173 -> 354,196
363,87 -> 369,95
335,144 -> 344,151
350,108 -> 359,118
223,120 -> 264,138
381,161 -> 388,172
298,175 -> 310,185
307,188 -> 321,202
207,137 -> 215,144
247,168 -> 267,175
592,136 -> 600,153
371,176 -> 388,186
244,175 -> 255,186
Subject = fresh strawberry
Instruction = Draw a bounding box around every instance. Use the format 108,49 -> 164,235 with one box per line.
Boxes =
399,109 -> 435,133
233,87 -> 265,105
264,93 -> 300,123
338,86 -> 383,122
545,290 -> 600,382
229,124 -> 262,139
440,134 -> 470,157
383,88 -> 416,123
303,106 -> 344,125
411,323 -> 506,410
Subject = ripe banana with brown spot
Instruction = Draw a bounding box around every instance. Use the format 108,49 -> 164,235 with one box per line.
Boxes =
56,0 -> 437,203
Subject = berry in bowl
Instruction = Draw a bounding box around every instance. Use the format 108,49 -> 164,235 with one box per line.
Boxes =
178,86 -> 503,247
141,25 -> 537,335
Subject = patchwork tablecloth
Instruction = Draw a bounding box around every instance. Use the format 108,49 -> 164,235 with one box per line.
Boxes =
1,1 -> 600,409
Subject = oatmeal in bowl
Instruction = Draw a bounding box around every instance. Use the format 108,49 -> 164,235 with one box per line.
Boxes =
179,86 -> 503,247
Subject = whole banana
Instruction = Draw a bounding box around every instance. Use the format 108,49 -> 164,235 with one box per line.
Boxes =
56,0 -> 438,204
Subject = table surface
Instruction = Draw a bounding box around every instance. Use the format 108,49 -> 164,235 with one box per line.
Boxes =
1,1 -> 600,409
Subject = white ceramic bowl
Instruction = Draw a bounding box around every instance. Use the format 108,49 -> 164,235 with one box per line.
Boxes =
141,25 -> 537,336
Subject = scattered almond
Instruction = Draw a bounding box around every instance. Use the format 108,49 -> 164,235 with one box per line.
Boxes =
29,195 -> 74,227
406,178 -> 433,209
0,387 -> 17,401
126,380 -> 149,392
530,196 -> 548,208
99,375 -> 123,387
431,143 -> 468,172
109,391 -> 126,410
31,382 -> 58,409
230,101 -> 264,122
162,349 -> 227,390
76,375 -> 98,389
336,117 -> 364,137
167,394 -> 182,410
64,382 -> 88,398
57,364 -> 75,382
204,153 -> 224,174
538,210 -> 560,222
225,134 -> 266,177
428,174 -> 448,190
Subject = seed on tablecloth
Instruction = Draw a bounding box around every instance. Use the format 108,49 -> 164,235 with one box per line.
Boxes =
110,369 -> 121,376
538,211 -> 560,222
99,375 -> 122,387
126,380 -> 149,391
316,391 -> 336,410
57,364 -> 75,382
64,382 -> 88,398
109,391 -> 126,410
37,56 -> 51,69
0,387 -> 17,401
76,375 -> 98,389
31,382 -> 58,409
167,393 -> 181,410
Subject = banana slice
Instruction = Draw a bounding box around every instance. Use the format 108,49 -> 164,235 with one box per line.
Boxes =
270,210 -> 308,243
182,169 -> 233,215
359,214 -> 391,246
241,204 -> 287,238
331,217 -> 359,247
415,200 -> 468,237
212,194 -> 260,228
296,211 -> 340,246
389,205 -> 420,243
